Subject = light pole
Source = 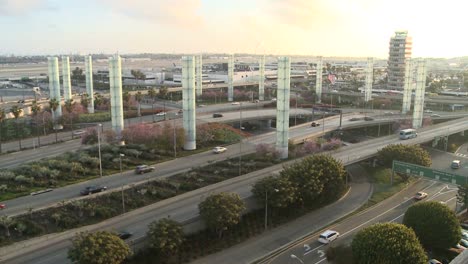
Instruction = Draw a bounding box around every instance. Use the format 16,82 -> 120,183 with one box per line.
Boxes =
265,188 -> 279,231
119,153 -> 125,214
238,102 -> 243,176
295,92 -> 298,126
173,118 -> 177,158
97,123 -> 102,177
290,254 -> 305,264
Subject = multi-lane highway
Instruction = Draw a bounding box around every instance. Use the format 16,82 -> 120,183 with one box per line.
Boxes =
1,116 -> 468,263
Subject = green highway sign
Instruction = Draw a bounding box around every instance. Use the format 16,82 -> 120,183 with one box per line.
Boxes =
393,160 -> 468,185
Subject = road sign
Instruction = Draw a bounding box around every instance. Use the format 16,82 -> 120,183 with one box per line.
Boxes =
393,160 -> 468,185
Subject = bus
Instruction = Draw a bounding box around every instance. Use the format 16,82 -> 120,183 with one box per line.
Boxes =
399,129 -> 417,140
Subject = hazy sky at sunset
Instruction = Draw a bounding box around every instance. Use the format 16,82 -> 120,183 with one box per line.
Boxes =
1,0 -> 467,58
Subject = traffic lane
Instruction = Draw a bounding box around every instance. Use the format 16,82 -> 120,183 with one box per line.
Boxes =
268,180 -> 442,264
427,147 -> 468,173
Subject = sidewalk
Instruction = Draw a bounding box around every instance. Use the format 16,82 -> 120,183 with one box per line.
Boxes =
190,164 -> 372,264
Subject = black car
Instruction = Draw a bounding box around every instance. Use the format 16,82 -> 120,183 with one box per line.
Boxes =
135,165 -> 155,174
213,113 -> 223,118
117,231 -> 133,240
311,122 -> 321,127
80,186 -> 107,195
364,117 -> 374,121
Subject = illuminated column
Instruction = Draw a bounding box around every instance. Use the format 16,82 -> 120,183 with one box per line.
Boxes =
182,56 -> 196,150
228,54 -> 234,102
61,56 -> 72,101
276,57 -> 291,159
259,55 -> 265,101
196,54 -> 203,96
85,56 -> 95,113
401,59 -> 413,114
364,57 -> 374,102
315,56 -> 323,102
109,55 -> 124,140
48,57 -> 62,118
412,58 -> 426,129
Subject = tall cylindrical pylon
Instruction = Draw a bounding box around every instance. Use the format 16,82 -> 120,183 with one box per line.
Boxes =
228,54 -> 234,102
48,57 -> 62,118
276,57 -> 291,159
182,56 -> 196,150
364,57 -> 374,102
315,57 -> 323,103
85,56 -> 95,113
196,54 -> 203,96
259,55 -> 265,101
109,55 -> 124,141
61,56 -> 72,101
402,59 -> 413,114
412,58 -> 426,129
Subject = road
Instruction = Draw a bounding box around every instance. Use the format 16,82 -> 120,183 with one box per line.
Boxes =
1,117 -> 468,263
266,180 -> 458,264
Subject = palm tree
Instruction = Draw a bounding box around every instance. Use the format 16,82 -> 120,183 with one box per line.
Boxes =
80,93 -> 90,110
64,99 -> 76,138
0,108 -> 5,153
123,91 -> 131,110
31,101 -> 42,147
49,98 -> 61,143
0,215 -> 15,237
134,91 -> 143,118
147,88 -> 157,122
10,105 -> 23,150
94,94 -> 103,110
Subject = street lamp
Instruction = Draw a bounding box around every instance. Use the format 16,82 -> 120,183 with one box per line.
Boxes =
97,123 -> 102,177
290,254 -> 305,264
265,188 -> 279,230
119,153 -> 125,214
238,102 -> 243,176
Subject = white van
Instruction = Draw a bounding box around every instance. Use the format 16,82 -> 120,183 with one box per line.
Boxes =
399,129 -> 417,140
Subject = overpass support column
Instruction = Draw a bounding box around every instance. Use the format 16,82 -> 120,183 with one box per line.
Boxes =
259,55 -> 265,101
109,55 -> 125,142
276,57 -> 291,159
315,56 -> 322,103
228,54 -> 234,102
364,57 -> 373,102
47,57 -> 62,119
61,56 -> 72,101
412,58 -> 426,129
402,59 -> 413,114
196,54 -> 203,96
182,56 -> 196,150
85,56 -> 95,113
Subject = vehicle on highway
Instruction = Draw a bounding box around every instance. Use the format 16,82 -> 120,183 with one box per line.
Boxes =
318,230 -> 339,244
384,111 -> 394,115
429,259 -> 442,264
311,122 -> 320,127
349,117 -> 360,121
156,112 -> 166,116
117,231 -> 133,240
17,99 -> 25,104
459,239 -> 468,248
431,114 -> 441,118
331,89 -> 339,93
254,99 -> 260,103
451,160 -> 461,169
212,146 -> 227,154
198,104 -> 206,108
213,113 -> 223,118
72,130 -> 86,137
80,186 -> 107,195
424,109 -> 433,114
271,98 -> 277,102
413,191 -> 428,200
178,109 -> 183,114
399,128 -> 417,140
455,243 -> 467,250
135,165 -> 155,174
0,203 -> 6,210
364,117 -> 374,121
231,102 -> 240,105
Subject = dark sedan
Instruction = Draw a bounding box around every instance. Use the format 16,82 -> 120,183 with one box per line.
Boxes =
80,186 -> 107,195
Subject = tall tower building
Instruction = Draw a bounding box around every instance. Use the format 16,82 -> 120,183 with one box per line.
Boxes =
387,31 -> 412,90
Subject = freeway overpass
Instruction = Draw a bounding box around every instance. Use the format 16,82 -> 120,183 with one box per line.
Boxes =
1,114 -> 468,263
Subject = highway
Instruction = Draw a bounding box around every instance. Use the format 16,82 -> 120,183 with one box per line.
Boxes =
1,117 -> 468,263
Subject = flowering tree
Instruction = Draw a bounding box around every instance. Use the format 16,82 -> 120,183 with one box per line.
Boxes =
302,141 -> 320,154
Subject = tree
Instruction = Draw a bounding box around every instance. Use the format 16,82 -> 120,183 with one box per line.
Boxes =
80,93 -> 90,110
0,215 -> 15,238
147,88 -> 157,122
0,108 -> 5,153
403,201 -> 461,249
377,144 -> 431,168
280,154 -> 347,205
71,67 -> 84,84
352,222 -> 427,264
147,218 -> 184,255
48,98 -> 60,121
252,175 -> 296,209
457,183 -> 468,210
199,192 -> 245,238
158,86 -> 169,99
10,105 -> 23,150
123,91 -> 131,110
134,91 -> 143,117
68,231 -> 131,264
30,101 -> 42,146
64,99 -> 76,135
130,69 -> 145,88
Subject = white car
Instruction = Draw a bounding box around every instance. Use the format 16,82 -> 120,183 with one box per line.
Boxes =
212,146 -> 227,154
271,98 -> 277,102
414,191 -> 428,200
318,230 -> 339,244
429,259 -> 442,264
156,112 -> 166,116
231,102 -> 240,105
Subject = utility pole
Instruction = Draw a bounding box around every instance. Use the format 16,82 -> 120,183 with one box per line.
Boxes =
239,102 -> 242,176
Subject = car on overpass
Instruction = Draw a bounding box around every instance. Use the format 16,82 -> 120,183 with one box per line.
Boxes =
135,165 -> 155,174
212,146 -> 227,154
80,186 -> 107,195
0,203 -> 6,210
318,230 -> 339,244
311,122 -> 320,127
213,113 -> 223,118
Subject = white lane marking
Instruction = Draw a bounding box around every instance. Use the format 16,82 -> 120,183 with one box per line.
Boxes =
317,250 -> 325,258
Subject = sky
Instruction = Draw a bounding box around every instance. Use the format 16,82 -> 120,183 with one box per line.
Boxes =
0,0 -> 467,58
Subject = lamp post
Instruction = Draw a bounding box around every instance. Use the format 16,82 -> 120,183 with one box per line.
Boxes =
173,118 -> 177,158
239,102 -> 243,176
265,188 -> 279,231
290,254 -> 305,264
119,153 -> 125,214
97,123 -> 102,177
295,92 -> 298,126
